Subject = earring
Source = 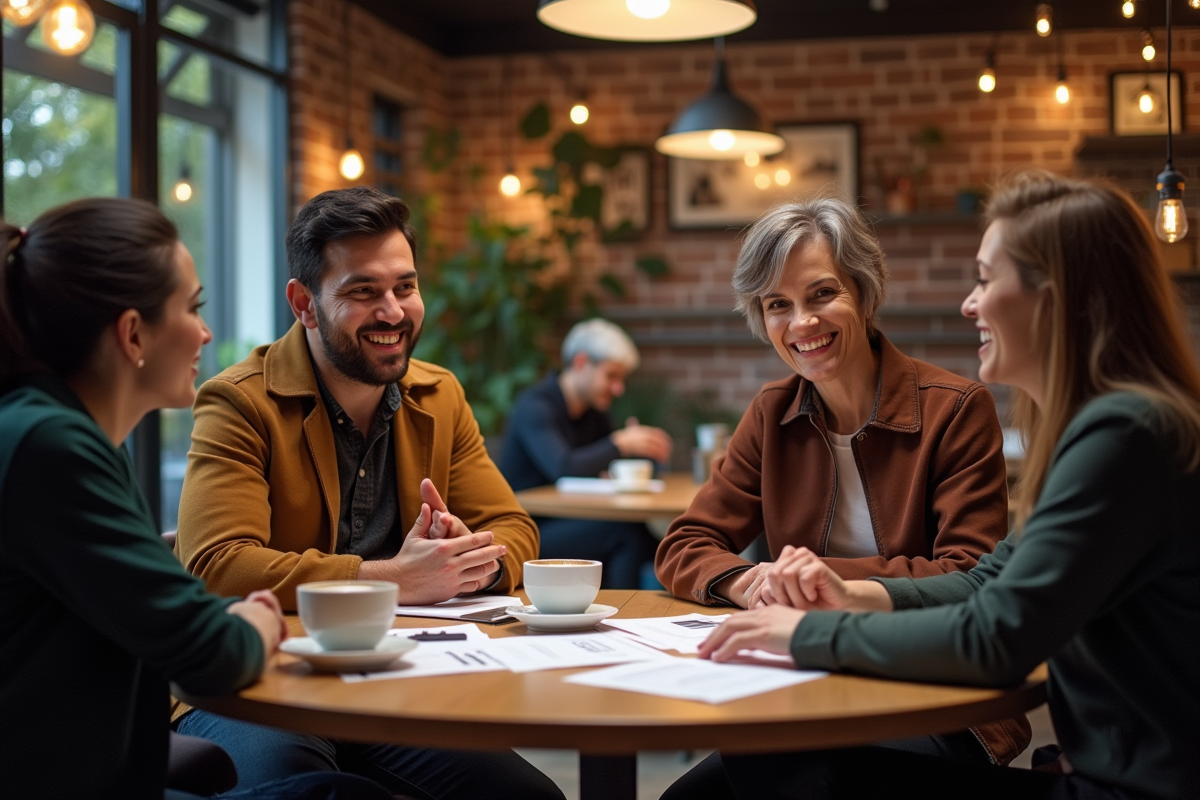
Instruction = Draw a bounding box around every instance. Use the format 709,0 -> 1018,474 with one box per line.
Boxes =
137,359 -> 145,368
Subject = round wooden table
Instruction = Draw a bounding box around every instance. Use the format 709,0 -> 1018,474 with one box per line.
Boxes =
513,473 -> 701,523
177,590 -> 1047,800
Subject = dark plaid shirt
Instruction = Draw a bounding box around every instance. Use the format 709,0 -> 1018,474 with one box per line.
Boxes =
314,371 -> 404,559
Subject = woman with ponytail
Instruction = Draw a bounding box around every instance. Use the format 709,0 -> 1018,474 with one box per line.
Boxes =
670,172 -> 1200,800
0,198 -> 391,800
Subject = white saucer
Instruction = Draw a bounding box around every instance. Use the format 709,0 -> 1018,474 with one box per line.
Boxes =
279,636 -> 417,672
505,604 -> 618,632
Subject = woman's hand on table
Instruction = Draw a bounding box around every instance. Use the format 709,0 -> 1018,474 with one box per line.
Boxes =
228,589 -> 288,656
698,605 -> 806,662
763,546 -> 894,613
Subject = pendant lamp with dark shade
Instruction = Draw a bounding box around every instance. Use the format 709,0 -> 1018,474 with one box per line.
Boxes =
655,40 -> 783,160
537,0 -> 756,43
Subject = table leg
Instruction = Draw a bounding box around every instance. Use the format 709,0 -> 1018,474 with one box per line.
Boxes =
579,754 -> 636,800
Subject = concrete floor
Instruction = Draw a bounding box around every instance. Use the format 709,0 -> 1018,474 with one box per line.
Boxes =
518,704 -> 1057,799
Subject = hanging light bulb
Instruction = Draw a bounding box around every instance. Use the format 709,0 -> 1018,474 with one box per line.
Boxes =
1122,0 -> 1135,16
1,0 -> 49,26
499,169 -> 522,197
1053,62 -> 1071,105
1155,168 -> 1188,242
1190,0 -> 1200,8
708,129 -> 736,151
538,0 -> 756,42
570,101 -> 590,125
1035,4 -> 1052,36
1153,0 -> 1187,243
339,140 -> 365,181
1141,29 -> 1156,61
1138,84 -> 1157,114
41,0 -> 95,56
172,165 -> 193,203
978,51 -> 997,93
743,151 -> 760,167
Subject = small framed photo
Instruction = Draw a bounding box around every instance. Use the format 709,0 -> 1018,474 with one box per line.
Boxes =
1111,71 -> 1184,136
667,122 -> 859,230
584,147 -> 652,241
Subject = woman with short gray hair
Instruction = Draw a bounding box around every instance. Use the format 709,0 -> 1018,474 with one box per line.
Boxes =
657,195 -> 1026,782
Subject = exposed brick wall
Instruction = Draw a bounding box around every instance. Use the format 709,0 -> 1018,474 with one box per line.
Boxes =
290,8 -> 1200,419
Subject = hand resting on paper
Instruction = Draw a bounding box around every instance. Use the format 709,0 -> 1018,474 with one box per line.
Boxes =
358,479 -> 506,605
760,545 -> 895,613
698,605 -> 806,663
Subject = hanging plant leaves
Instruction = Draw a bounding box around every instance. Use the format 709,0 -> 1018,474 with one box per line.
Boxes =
552,131 -> 588,177
520,102 -> 552,140
529,165 -> 560,197
569,183 -> 603,221
635,255 -> 670,277
599,272 -> 627,298
587,144 -> 623,169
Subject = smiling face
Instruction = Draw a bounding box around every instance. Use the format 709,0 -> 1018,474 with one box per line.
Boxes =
140,241 -> 212,408
961,220 -> 1046,400
311,230 -> 424,387
761,237 -> 876,390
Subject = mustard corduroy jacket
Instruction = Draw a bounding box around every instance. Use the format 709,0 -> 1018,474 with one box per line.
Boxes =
176,322 -> 538,610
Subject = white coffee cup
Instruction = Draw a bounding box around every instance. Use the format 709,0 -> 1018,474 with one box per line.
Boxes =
297,580 -> 397,651
609,458 -> 653,492
523,559 -> 602,615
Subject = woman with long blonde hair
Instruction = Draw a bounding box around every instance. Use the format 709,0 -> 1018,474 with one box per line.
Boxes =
677,171 -> 1200,800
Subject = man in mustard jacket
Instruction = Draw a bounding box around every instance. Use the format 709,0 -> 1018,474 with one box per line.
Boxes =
174,187 -> 559,800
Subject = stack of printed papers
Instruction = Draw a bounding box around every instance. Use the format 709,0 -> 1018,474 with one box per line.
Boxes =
600,613 -> 730,654
564,659 -> 827,704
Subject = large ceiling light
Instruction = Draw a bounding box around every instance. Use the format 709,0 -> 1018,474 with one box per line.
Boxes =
537,0 -> 756,42
655,42 -> 783,160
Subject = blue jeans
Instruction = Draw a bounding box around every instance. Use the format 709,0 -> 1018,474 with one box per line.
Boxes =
165,772 -> 393,799
535,517 -> 658,589
176,711 -> 564,800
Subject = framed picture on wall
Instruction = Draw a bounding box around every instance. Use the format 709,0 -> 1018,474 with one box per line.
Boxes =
1111,71 -> 1185,136
667,122 -> 859,230
584,147 -> 652,241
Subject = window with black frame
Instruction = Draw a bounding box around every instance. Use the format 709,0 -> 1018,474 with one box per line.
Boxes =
2,0 -> 288,531
373,94 -> 404,197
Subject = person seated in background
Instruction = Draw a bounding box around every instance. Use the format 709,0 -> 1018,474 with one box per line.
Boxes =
679,172 -> 1200,800
499,318 -> 672,589
174,187 -> 561,800
0,198 -> 392,800
655,195 -> 1028,768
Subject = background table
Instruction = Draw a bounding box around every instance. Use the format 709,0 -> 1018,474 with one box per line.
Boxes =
177,590 -> 1047,800
514,473 -> 701,524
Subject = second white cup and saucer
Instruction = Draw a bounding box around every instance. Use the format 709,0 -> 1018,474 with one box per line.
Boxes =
507,559 -> 617,632
280,580 -> 415,672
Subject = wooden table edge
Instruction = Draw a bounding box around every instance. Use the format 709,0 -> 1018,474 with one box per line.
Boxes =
175,672 -> 1046,755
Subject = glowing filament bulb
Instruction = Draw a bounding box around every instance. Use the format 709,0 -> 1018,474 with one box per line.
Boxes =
708,129 -> 736,152
743,151 -> 760,167
2,0 -> 50,26
570,103 -> 589,125
626,0 -> 669,19
1122,0 -> 1135,17
173,179 -> 193,203
978,67 -> 996,93
1141,30 -> 1156,61
1055,81 -> 1071,105
1138,88 -> 1156,114
43,0 -> 95,55
1035,4 -> 1052,36
499,172 -> 521,197
339,148 -> 364,180
1156,199 -> 1188,243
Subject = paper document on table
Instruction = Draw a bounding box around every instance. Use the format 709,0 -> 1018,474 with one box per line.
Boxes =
564,659 -> 827,704
483,631 -> 669,673
600,614 -> 730,654
395,595 -> 520,621
554,477 -> 665,494
342,625 -> 504,682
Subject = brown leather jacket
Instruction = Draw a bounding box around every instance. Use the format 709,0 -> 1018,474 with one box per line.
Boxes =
656,335 -> 1030,764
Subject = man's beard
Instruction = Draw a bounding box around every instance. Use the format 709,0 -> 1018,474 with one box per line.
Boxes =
313,302 -> 422,387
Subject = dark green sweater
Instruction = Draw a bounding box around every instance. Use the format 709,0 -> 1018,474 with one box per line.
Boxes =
791,393 -> 1199,799
0,377 -> 264,800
